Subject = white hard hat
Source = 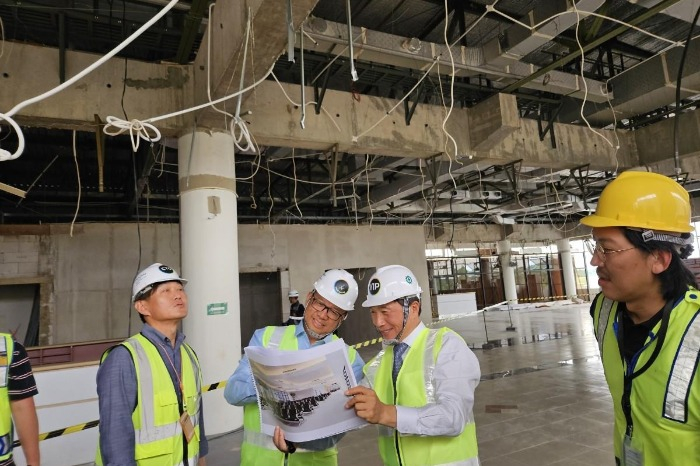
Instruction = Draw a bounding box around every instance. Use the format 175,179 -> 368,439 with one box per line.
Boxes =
132,263 -> 187,302
288,290 -> 299,298
362,265 -> 422,307
313,269 -> 358,311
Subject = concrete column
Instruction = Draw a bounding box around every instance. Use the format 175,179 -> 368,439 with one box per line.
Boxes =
179,130 -> 242,434
557,238 -> 578,299
497,240 -> 517,304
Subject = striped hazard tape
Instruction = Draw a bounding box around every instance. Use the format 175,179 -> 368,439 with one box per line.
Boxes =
15,296 -> 588,446
13,420 -> 100,448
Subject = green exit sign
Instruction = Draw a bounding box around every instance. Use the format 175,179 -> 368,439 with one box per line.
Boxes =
207,302 -> 228,315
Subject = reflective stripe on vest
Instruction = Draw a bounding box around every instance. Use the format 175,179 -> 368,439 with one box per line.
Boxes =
664,312 -> 700,422
596,297 -> 614,355
266,326 -> 288,349
0,334 -> 13,461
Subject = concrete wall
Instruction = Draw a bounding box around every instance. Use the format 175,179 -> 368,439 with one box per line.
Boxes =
0,222 -> 430,345
238,223 -> 431,319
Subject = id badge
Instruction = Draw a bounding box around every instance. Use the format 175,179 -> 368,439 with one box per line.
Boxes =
179,412 -> 195,443
622,435 -> 643,466
0,366 -> 7,389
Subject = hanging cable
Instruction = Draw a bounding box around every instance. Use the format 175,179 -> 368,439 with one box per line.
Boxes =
300,25 -> 307,129
0,112 -> 25,161
69,130 -> 82,237
345,0 -> 359,81
673,4 -> 700,175
6,0 -> 179,119
287,0 -> 295,62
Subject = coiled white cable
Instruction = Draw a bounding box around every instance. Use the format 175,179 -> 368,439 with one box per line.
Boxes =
1,0 -> 180,161
0,113 -> 25,161
103,116 -> 162,152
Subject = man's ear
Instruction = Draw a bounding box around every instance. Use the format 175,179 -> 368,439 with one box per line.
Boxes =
651,249 -> 673,274
134,300 -> 150,319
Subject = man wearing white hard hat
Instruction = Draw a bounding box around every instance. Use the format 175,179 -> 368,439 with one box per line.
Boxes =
96,263 -> 208,466
225,269 -> 365,466
345,265 -> 481,466
285,289 -> 305,326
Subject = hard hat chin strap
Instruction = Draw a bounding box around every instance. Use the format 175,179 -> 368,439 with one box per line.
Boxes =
384,297 -> 411,346
302,316 -> 342,341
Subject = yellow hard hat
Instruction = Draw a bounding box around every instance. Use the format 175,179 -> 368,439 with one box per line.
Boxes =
580,171 -> 693,233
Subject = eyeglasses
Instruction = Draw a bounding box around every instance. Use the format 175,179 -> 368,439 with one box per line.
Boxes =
308,297 -> 347,321
585,239 -> 636,263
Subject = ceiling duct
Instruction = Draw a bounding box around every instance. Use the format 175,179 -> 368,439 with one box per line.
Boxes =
483,0 -> 607,68
560,35 -> 700,125
304,17 -> 608,101
628,0 -> 700,25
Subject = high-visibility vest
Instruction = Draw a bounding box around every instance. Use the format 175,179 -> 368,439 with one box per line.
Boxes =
96,334 -> 202,466
0,334 -> 14,462
364,328 -> 479,466
241,325 -> 358,466
593,290 -> 700,465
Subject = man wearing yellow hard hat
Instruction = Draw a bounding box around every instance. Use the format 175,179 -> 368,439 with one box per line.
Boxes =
580,171 -> 699,466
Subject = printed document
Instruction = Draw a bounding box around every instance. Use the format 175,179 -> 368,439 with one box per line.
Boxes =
245,338 -> 368,442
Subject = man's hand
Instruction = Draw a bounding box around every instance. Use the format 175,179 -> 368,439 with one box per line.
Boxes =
345,386 -> 397,428
272,426 -> 296,453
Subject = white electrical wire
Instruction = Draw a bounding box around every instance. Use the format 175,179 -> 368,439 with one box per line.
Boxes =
0,0 -> 180,161
572,2 -> 618,150
103,116 -> 161,152
0,112 -> 25,161
352,58 -> 439,141
8,0 -> 179,119
69,130 -> 82,237
270,71 -> 342,132
103,63 -> 275,147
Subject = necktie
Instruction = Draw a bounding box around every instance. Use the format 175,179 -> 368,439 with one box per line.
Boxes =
392,342 -> 409,383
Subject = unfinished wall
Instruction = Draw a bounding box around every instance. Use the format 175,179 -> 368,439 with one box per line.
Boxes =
0,222 -> 429,345
238,223 -> 432,319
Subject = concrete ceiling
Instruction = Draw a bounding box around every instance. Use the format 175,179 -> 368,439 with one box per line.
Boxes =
0,0 -> 699,227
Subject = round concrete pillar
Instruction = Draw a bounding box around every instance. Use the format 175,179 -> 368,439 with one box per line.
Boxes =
556,238 -> 578,299
179,130 -> 242,434
497,240 -> 517,304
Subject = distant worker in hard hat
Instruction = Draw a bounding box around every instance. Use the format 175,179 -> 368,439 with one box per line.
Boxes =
580,171 -> 700,466
225,269 -> 365,466
96,263 -> 208,465
344,265 -> 481,466
285,289 -> 305,326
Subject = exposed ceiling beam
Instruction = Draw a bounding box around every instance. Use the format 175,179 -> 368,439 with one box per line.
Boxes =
499,0 -> 683,94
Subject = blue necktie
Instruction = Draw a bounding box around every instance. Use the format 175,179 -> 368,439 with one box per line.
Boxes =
392,342 -> 409,383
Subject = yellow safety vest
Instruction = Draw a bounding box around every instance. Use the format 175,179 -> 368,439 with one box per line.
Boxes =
241,325 -> 358,466
593,291 -> 700,465
0,334 -> 14,462
96,334 -> 202,466
364,328 -> 479,466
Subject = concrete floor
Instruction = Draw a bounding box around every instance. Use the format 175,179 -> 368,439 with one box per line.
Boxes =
205,300 -> 616,466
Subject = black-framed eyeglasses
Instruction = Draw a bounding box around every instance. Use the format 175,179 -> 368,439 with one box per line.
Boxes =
585,239 -> 636,263
308,296 -> 347,321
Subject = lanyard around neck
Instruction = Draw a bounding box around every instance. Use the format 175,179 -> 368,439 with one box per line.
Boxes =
615,298 -> 673,436
155,339 -> 187,412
